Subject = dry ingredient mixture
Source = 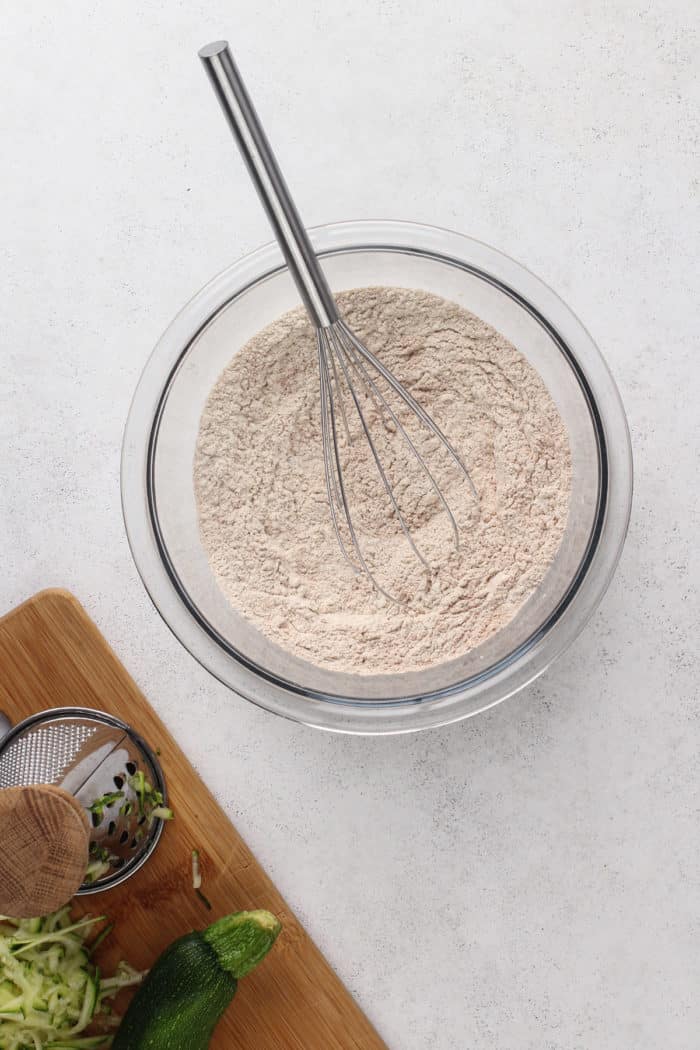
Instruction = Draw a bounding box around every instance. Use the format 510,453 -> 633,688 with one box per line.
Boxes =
194,287 -> 571,675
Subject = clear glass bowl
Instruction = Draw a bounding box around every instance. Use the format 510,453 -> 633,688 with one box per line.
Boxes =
122,220 -> 632,734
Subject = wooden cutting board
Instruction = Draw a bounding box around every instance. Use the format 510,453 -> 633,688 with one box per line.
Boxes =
0,589 -> 387,1050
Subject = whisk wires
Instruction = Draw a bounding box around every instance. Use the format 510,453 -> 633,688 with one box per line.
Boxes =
317,320 -> 477,601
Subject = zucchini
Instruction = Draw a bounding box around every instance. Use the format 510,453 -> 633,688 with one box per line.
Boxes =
113,910 -> 281,1050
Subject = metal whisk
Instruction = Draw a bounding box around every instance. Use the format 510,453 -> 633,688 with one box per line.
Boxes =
200,42 -> 475,598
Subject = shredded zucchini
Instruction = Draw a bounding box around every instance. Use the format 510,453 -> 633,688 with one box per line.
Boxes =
190,851 -> 212,910
0,908 -> 144,1050
125,775 -> 172,829
191,850 -> 202,891
83,768 -> 174,885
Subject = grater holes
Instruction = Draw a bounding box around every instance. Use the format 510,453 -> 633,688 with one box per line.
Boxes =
0,722 -> 97,788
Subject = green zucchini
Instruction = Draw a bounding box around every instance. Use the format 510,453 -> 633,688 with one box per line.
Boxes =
113,910 -> 281,1050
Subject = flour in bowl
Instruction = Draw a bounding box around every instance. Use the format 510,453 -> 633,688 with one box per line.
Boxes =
194,287 -> 571,675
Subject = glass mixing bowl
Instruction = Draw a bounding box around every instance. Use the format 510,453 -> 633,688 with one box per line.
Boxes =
122,220 -> 632,734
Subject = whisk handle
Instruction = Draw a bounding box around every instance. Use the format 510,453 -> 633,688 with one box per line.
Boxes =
199,41 -> 339,329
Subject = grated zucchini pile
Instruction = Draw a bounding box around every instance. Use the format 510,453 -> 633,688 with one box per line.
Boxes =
0,909 -> 144,1050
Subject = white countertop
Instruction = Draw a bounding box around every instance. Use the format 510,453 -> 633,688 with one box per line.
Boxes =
2,3 -> 698,1047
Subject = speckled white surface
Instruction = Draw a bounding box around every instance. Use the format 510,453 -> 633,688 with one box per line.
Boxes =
1,3 -> 699,1047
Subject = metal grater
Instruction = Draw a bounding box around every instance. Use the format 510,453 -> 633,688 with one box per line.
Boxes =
0,708 -> 167,895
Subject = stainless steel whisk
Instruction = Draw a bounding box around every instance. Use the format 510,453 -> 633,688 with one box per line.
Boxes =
200,42 -> 476,598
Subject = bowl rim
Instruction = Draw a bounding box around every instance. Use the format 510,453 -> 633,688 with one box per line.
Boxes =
121,219 -> 633,734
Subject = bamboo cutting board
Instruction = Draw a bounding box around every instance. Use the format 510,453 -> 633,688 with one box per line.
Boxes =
0,590 -> 387,1050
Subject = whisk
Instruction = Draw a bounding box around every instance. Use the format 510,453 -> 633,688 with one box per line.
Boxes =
200,42 -> 475,598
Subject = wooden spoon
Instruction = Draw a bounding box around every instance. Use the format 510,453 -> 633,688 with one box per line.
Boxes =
0,784 -> 90,918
